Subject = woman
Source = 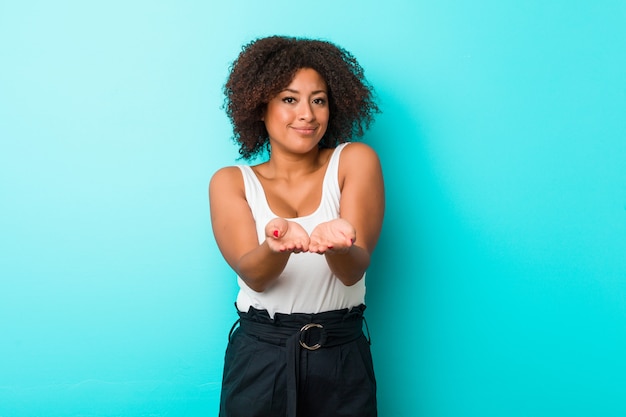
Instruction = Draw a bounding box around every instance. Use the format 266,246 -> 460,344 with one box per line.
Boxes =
210,35 -> 384,417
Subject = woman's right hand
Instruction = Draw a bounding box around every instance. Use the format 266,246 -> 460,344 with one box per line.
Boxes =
265,218 -> 310,253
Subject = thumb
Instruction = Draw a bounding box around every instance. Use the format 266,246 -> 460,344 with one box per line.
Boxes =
266,218 -> 287,239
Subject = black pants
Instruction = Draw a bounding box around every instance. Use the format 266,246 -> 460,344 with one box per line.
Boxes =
219,305 -> 377,417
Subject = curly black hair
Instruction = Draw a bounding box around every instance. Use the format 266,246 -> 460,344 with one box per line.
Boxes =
223,35 -> 380,160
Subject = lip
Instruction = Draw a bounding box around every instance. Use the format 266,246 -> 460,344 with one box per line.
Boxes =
291,125 -> 318,135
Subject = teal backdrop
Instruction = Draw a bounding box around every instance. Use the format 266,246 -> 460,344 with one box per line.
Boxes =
1,1 -> 625,416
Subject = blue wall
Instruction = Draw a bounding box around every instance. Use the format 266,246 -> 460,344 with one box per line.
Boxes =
1,1 -> 624,416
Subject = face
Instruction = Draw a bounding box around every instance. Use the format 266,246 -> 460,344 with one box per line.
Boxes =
263,68 -> 329,155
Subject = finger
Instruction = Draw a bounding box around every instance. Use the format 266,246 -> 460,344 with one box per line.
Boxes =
307,242 -> 319,253
266,224 -> 281,239
266,218 -> 288,239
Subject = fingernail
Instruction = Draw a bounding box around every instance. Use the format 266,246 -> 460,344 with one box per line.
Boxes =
273,230 -> 279,238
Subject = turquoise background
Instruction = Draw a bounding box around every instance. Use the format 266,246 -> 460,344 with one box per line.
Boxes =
1,0 -> 625,416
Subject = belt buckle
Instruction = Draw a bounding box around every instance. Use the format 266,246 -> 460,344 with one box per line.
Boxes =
299,323 -> 325,350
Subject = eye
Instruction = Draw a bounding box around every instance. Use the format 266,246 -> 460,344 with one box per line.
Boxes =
282,97 -> 296,104
312,98 -> 326,105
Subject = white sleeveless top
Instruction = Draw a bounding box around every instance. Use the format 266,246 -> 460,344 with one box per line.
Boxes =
235,143 -> 366,317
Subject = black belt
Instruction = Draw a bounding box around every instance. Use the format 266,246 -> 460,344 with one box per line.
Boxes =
229,305 -> 369,417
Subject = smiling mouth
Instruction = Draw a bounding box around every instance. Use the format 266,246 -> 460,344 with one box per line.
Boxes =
292,126 -> 317,134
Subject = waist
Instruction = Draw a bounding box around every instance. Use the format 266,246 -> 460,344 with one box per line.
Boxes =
234,304 -> 367,350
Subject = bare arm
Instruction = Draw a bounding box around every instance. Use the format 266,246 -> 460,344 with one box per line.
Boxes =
209,167 -> 309,292
309,143 -> 385,285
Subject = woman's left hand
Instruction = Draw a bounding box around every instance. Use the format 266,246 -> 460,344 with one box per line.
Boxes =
309,218 -> 356,254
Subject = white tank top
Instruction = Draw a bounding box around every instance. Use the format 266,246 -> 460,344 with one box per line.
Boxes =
235,143 -> 366,317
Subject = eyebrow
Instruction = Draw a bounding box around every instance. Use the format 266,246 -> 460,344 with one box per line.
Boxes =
282,88 -> 327,95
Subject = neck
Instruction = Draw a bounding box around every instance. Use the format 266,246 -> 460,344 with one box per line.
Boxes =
264,147 -> 326,179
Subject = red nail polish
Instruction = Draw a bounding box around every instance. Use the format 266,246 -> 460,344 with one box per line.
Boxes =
273,230 -> 279,238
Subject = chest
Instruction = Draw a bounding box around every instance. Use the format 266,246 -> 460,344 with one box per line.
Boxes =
257,171 -> 326,218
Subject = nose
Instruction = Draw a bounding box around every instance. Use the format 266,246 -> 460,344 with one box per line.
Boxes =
298,101 -> 315,121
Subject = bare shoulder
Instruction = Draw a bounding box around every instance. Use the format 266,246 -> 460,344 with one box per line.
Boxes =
339,142 -> 382,176
210,166 -> 242,187
209,166 -> 245,201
